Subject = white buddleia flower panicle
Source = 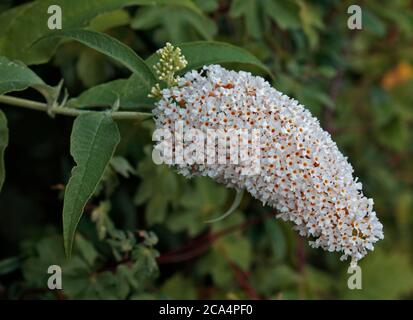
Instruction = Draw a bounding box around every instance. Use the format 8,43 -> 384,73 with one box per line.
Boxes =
152,63 -> 384,265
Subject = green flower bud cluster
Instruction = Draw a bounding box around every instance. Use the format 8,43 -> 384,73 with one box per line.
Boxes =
149,43 -> 188,99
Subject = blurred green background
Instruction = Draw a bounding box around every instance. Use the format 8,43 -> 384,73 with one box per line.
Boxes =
1,0 -> 413,299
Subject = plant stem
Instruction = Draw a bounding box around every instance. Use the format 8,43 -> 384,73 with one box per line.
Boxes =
0,95 -> 152,120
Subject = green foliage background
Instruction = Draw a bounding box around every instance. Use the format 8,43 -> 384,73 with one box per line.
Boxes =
1,0 -> 413,299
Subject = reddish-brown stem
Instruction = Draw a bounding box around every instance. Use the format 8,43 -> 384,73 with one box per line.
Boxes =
157,212 -> 275,264
228,261 -> 262,300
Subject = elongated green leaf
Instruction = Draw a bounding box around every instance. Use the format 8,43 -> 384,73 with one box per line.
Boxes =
63,112 -> 120,257
68,79 -> 130,109
0,110 -> 8,193
68,74 -> 155,110
146,41 -> 273,78
44,29 -> 156,110
0,56 -> 60,105
0,56 -> 46,95
0,0 -> 203,65
88,9 -> 131,32
39,29 -> 156,81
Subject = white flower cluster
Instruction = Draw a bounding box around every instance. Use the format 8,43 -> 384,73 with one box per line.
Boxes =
153,64 -> 384,264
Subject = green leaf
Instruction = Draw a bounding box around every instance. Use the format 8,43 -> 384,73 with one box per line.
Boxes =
304,266 -> 334,298
194,0 -> 219,13
131,5 -> 216,43
229,0 -> 301,38
88,9 -> 130,32
38,29 -> 156,79
146,194 -> 168,225
296,0 -> 324,49
210,214 -> 252,271
221,236 -> 252,271
229,0 -> 262,39
43,29 -> 156,109
266,0 -> 301,30
0,3 -> 32,49
146,41 -> 273,79
363,9 -> 386,37
264,219 -> 286,262
0,110 -> 8,193
110,156 -> 136,178
67,75 -> 155,109
69,79 -> 130,109
141,0 -> 202,14
75,235 -> 99,267
63,112 -> 120,257
166,177 -> 228,235
0,56 -> 48,95
0,0 -> 203,65
76,50 -> 113,88
377,115 -> 409,152
161,274 -> 197,299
